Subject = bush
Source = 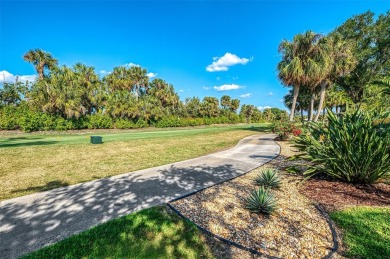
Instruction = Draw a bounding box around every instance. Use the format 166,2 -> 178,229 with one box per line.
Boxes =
271,121 -> 302,140
255,169 -> 281,189
114,119 -> 137,129
294,109 -> 390,184
244,187 -> 277,215
86,114 -> 113,129
0,105 -> 20,130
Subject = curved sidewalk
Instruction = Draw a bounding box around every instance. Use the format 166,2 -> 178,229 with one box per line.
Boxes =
0,134 -> 279,258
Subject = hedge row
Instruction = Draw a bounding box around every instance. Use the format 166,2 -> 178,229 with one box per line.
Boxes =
0,105 -> 248,132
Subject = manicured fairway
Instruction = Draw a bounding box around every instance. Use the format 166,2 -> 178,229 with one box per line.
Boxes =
0,124 -> 269,200
22,206 -> 214,259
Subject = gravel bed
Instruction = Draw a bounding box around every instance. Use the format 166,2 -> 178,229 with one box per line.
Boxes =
170,141 -> 335,258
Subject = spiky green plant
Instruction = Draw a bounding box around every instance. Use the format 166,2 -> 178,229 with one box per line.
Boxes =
244,187 -> 277,214
294,108 -> 390,184
255,168 -> 281,189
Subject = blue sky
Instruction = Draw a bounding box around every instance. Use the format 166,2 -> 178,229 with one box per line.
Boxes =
0,0 -> 388,110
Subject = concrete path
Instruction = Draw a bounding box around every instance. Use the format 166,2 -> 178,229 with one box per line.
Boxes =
0,134 -> 279,258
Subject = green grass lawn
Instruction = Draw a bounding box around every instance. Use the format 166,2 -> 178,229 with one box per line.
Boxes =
330,206 -> 390,259
0,124 -> 269,200
22,206 -> 214,259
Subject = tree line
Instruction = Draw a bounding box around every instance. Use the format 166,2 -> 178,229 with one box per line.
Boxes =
278,11 -> 390,122
0,52 -> 286,131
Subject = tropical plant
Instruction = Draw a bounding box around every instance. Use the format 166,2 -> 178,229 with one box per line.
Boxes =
0,79 -> 28,106
255,169 -> 281,189
293,108 -> 390,184
199,97 -> 220,117
244,187 -> 277,215
28,66 -> 86,119
277,31 -> 325,121
313,33 -> 355,122
335,11 -> 390,103
23,49 -> 58,79
129,66 -> 149,100
272,121 -> 302,140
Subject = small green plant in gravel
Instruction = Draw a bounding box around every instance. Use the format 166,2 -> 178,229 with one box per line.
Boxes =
293,108 -> 390,184
255,168 -> 281,189
245,187 -> 277,214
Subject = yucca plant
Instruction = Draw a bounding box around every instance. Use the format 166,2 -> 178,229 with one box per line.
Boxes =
244,187 -> 277,214
255,168 -> 281,189
294,108 -> 390,184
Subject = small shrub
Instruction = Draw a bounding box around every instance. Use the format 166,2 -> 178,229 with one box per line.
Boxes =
294,109 -> 390,184
244,187 -> 277,214
114,119 -> 137,129
86,113 -> 113,129
272,121 -> 302,140
255,169 -> 281,189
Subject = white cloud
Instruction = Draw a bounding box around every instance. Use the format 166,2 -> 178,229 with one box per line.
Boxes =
124,62 -> 140,67
179,89 -> 184,93
203,86 -> 210,90
206,53 -> 252,72
268,92 -> 274,96
99,70 -> 111,75
258,106 -> 272,111
213,84 -> 243,91
147,72 -> 157,78
0,70 -> 36,84
240,93 -> 251,98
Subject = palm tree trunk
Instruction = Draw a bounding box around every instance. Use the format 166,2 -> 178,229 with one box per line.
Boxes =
314,82 -> 327,122
322,108 -> 326,123
289,85 -> 300,121
309,92 -> 315,121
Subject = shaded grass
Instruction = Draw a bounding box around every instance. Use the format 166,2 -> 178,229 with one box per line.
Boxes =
330,206 -> 390,259
22,206 -> 214,259
0,124 -> 269,200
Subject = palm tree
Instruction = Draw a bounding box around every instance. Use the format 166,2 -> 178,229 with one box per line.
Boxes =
23,49 -> 58,79
104,66 -> 133,91
73,63 -> 100,114
313,33 -> 355,122
230,99 -> 240,113
129,66 -> 148,100
277,31 -> 324,121
148,78 -> 179,111
221,95 -> 231,110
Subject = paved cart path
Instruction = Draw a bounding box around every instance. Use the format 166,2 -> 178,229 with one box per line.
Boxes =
0,134 -> 279,258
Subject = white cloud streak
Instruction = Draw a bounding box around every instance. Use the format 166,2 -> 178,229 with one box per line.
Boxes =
213,84 -> 243,91
240,93 -> 251,98
147,72 -> 157,78
0,70 -> 36,84
203,86 -> 210,90
258,106 -> 272,111
206,53 -> 252,72
268,92 -> 274,96
123,62 -> 140,67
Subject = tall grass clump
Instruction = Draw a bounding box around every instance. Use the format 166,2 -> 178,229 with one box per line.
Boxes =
294,109 -> 390,184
